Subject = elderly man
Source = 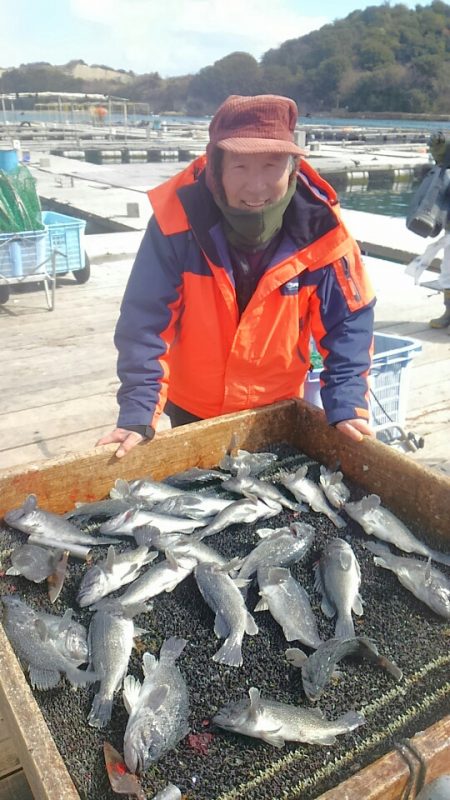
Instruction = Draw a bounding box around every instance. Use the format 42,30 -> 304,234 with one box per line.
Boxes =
98,94 -> 375,458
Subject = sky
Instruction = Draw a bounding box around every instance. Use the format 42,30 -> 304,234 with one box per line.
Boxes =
1,0 -> 424,78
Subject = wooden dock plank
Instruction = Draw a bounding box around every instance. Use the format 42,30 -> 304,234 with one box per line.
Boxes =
0,771 -> 34,800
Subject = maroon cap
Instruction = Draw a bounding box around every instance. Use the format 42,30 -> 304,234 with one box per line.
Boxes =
207,94 -> 304,155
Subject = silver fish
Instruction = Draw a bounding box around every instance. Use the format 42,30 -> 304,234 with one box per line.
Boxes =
135,528 -> 241,570
77,545 -> 158,607
194,562 -> 258,667
345,494 -> 450,567
6,543 -> 63,583
4,494 -> 118,547
99,507 -> 205,537
39,608 -> 89,664
88,605 -> 145,728
219,450 -> 278,476
27,533 -> 90,561
314,538 -> 363,639
64,497 -> 137,522
1,595 -> 96,689
280,466 -> 346,528
197,497 -> 282,540
213,686 -> 365,747
152,492 -> 232,520
221,465 -> 300,511
367,541 -> 450,619
123,637 -> 189,772
164,467 -> 225,485
286,635 -> 402,702
319,466 -> 351,509
127,479 -> 184,503
94,551 -> 196,609
237,522 -> 315,581
151,786 -> 182,800
255,567 -> 322,648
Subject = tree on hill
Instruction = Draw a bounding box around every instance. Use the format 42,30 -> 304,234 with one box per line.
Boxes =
2,2 -> 450,115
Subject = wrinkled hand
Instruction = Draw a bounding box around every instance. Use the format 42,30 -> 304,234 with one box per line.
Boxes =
96,428 -> 145,459
335,418 -> 375,443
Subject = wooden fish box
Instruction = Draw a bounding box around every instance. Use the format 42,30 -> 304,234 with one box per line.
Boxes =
0,399 -> 449,800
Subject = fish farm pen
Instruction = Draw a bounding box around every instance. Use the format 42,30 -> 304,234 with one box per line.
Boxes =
0,400 -> 449,800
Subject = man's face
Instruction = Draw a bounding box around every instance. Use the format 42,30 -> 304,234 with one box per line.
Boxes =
221,151 -> 291,211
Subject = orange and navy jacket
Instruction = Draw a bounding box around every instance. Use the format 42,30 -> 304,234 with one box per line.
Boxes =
115,155 -> 375,432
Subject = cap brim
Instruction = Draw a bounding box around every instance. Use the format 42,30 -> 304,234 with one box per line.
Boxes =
217,137 -> 305,156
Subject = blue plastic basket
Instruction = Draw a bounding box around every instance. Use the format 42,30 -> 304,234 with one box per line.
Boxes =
304,332 -> 422,431
0,229 -> 47,278
42,211 -> 86,274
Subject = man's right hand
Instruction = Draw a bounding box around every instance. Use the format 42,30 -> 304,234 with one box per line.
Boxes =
96,428 -> 145,459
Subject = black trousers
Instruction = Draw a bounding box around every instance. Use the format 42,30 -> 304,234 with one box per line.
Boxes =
165,400 -> 203,428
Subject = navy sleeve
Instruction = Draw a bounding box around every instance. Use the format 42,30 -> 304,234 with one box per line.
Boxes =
114,217 -> 184,429
310,257 -> 375,425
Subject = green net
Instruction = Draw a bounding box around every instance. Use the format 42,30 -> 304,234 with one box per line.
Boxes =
310,347 -> 323,369
0,166 -> 44,233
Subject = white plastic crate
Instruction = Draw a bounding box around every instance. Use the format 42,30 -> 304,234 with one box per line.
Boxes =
304,332 -> 422,432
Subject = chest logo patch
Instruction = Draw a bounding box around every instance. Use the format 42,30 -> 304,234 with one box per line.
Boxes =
280,277 -> 301,295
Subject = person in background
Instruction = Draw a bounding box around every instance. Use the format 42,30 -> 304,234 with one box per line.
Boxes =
97,94 -> 376,459
428,132 -> 450,330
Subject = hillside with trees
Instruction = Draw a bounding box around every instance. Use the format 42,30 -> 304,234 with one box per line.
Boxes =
1,2 -> 450,115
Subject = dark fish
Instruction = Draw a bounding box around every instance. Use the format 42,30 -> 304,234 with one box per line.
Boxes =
286,635 -> 402,702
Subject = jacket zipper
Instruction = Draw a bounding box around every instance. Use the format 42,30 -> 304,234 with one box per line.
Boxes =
342,257 -> 361,301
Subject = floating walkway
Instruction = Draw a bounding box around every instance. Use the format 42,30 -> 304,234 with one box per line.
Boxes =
23,147 -> 437,272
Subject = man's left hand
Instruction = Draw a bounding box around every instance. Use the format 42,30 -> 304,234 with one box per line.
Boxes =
335,418 -> 375,442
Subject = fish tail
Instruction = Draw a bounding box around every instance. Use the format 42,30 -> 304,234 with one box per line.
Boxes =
336,710 -> 366,732
335,613 -> 355,640
66,665 -> 99,688
88,694 -> 113,728
160,636 -> 187,663
212,634 -> 243,667
429,549 -> 450,567
330,511 -> 347,529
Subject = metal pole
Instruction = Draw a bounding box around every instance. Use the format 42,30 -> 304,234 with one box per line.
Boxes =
123,102 -> 128,143
1,95 -> 7,124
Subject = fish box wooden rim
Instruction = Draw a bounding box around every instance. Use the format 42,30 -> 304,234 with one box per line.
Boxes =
0,399 -> 449,800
